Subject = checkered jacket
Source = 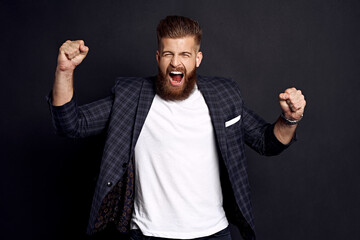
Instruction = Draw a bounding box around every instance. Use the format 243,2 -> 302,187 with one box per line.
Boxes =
48,75 -> 291,240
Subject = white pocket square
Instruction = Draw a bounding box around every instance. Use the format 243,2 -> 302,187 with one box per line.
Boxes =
225,115 -> 241,127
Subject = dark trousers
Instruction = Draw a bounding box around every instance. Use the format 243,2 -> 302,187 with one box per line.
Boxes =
129,226 -> 232,240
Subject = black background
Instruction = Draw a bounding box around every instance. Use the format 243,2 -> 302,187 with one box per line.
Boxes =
1,0 -> 359,239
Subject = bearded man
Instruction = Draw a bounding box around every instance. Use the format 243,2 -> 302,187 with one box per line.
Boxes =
49,16 -> 306,240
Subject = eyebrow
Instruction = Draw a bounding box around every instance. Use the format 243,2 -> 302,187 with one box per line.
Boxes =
161,51 -> 192,56
162,51 -> 173,55
181,51 -> 192,56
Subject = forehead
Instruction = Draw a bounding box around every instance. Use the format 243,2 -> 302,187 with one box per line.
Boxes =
159,36 -> 198,52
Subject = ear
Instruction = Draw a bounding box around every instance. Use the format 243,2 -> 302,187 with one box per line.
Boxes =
195,51 -> 203,68
156,50 -> 160,65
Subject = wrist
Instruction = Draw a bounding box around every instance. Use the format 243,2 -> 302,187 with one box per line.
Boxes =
274,117 -> 297,145
280,112 -> 303,125
56,66 -> 74,76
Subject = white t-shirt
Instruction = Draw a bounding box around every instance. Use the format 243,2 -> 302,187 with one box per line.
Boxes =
130,85 -> 228,239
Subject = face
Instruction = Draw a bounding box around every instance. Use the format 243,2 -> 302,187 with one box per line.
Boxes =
156,36 -> 203,101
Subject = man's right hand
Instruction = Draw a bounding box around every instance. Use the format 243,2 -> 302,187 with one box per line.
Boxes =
52,40 -> 89,106
57,40 -> 89,72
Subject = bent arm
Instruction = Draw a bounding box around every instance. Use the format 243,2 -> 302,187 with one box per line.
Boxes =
49,39 -> 113,138
242,87 -> 306,154
242,106 -> 292,156
48,93 -> 114,138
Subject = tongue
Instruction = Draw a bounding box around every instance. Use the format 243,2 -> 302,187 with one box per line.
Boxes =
171,74 -> 182,82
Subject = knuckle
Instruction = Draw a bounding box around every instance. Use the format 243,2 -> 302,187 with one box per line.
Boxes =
70,41 -> 78,47
286,87 -> 295,93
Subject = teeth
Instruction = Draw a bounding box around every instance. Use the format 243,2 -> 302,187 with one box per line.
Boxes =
171,71 -> 183,74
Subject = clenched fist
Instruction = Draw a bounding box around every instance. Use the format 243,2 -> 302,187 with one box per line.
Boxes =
279,88 -> 306,122
57,40 -> 89,72
52,40 -> 89,106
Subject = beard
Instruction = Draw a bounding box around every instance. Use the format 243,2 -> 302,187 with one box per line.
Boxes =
155,65 -> 197,101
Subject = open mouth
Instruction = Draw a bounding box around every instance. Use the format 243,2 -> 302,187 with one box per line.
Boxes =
169,71 -> 184,86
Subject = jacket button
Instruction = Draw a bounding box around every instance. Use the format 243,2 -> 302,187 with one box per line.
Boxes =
106,181 -> 113,187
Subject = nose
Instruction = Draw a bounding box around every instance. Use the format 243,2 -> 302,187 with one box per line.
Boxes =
170,55 -> 181,68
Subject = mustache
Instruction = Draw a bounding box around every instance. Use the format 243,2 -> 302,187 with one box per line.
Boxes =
167,66 -> 185,73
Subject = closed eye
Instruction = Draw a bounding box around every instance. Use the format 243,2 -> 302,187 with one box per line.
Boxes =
181,52 -> 192,57
162,51 -> 173,57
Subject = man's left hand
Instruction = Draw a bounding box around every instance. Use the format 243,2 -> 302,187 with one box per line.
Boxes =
279,87 -> 306,121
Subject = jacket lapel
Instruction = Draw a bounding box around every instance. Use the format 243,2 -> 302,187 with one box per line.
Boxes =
197,76 -> 228,164
130,76 -> 156,157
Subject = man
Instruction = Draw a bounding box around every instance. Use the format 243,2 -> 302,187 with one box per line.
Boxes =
49,16 -> 306,240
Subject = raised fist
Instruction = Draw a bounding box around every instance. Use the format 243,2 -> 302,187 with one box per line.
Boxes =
57,40 -> 89,72
279,87 -> 306,122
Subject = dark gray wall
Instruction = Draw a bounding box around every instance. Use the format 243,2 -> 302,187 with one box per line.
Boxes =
1,0 -> 359,239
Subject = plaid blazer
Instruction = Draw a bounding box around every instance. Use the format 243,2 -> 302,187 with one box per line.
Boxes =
48,75 -> 291,240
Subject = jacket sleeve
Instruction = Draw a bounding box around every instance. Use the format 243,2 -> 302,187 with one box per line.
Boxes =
47,91 -> 114,138
242,104 -> 296,156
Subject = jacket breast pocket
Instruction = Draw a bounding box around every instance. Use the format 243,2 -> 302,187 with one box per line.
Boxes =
225,115 -> 242,136
225,115 -> 241,127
